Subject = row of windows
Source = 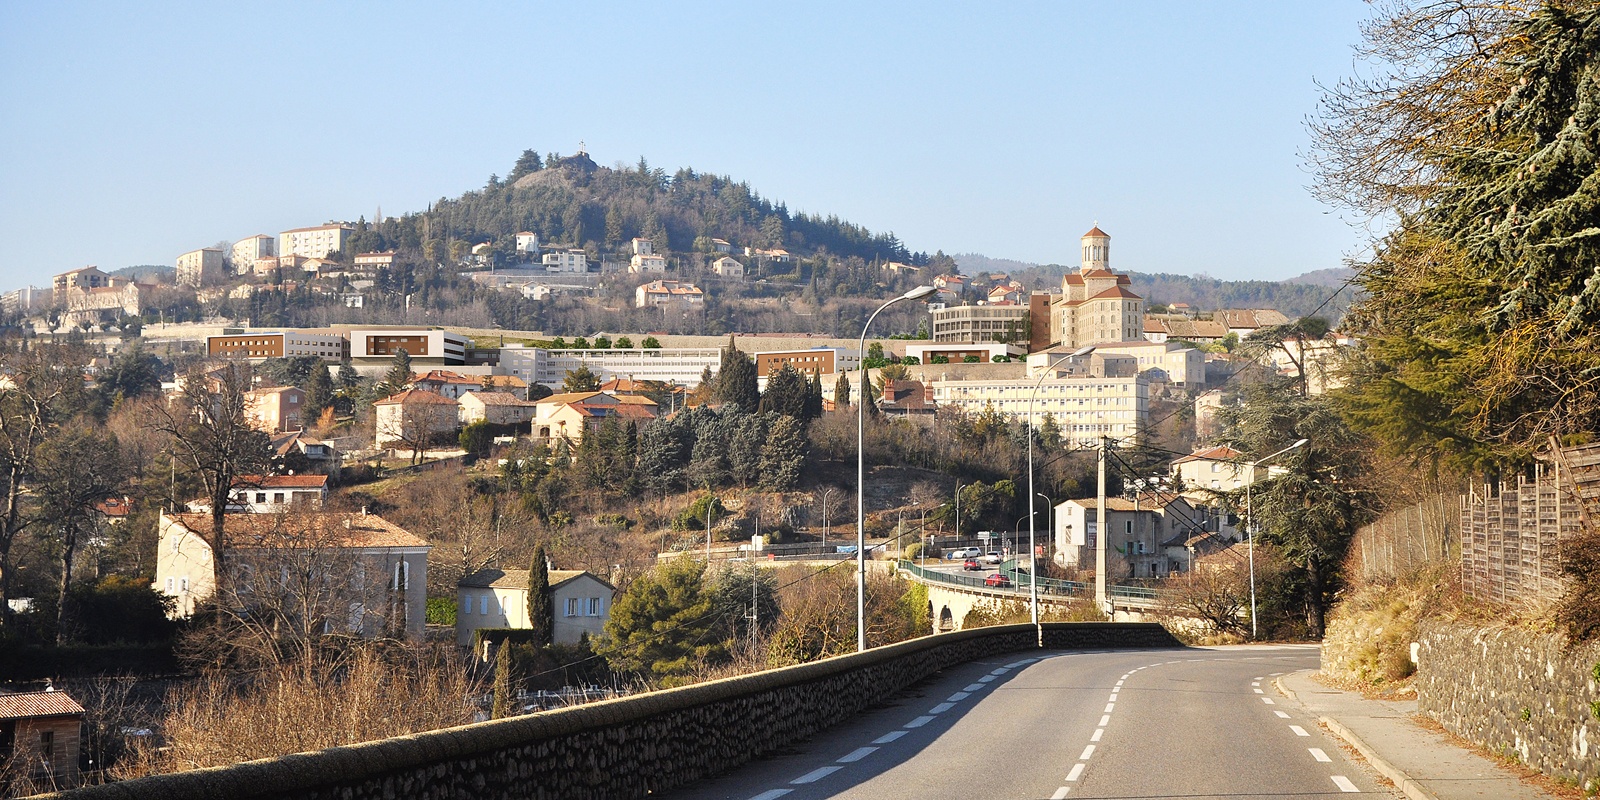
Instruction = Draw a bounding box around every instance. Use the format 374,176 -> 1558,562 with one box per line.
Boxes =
459,593 -> 606,617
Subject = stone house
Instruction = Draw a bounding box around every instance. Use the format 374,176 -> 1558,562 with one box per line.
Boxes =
458,391 -> 536,426
456,567 -> 615,652
153,511 -> 430,639
372,389 -> 459,450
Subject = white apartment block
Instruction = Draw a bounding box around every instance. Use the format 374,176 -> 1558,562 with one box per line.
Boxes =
931,304 -> 1030,343
176,248 -> 224,287
543,249 -> 588,273
631,238 -> 653,256
280,224 -> 354,259
635,280 -> 703,308
230,235 -> 275,275
1031,341 -> 1205,389
496,345 -> 722,390
927,374 -> 1148,448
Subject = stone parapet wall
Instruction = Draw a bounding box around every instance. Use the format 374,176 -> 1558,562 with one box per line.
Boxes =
1416,621 -> 1600,783
41,623 -> 1176,800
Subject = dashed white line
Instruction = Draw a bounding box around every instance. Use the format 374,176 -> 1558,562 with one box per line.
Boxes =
1108,693 -> 1118,701
1289,725 -> 1309,737
1254,688 -> 1265,694
1050,787 -> 1071,799
1273,710 -> 1291,718
1066,763 -> 1085,782
1090,728 -> 1103,742
748,791 -> 791,800
791,766 -> 841,784
1309,747 -> 1331,762
928,702 -> 954,714
1103,703 -> 1115,713
1262,697 -> 1275,705
1331,775 -> 1359,792
904,715 -> 934,728
1079,744 -> 1096,760
837,747 -> 877,763
990,668 -> 1010,676
1098,714 -> 1111,726
872,730 -> 907,744
963,683 -> 985,692
947,691 -> 970,702
979,675 -> 997,682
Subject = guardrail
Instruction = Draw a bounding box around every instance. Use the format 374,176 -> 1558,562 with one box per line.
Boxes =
898,560 -> 1169,604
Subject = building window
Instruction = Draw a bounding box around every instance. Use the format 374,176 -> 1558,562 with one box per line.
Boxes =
180,576 -> 189,593
480,595 -> 489,615
564,598 -> 577,617
393,561 -> 409,591
165,577 -> 174,593
461,593 -> 471,613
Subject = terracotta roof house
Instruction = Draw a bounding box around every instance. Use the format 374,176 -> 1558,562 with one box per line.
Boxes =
372,390 -> 460,453
878,379 -> 936,416
458,390 -> 536,426
153,511 -> 430,639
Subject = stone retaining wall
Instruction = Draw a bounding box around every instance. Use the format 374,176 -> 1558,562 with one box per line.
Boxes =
1416,621 -> 1600,784
42,622 -> 1176,800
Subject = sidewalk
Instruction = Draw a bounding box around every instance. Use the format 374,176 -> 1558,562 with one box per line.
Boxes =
1275,670 -> 1560,800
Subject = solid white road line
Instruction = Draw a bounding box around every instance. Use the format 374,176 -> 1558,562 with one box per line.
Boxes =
1098,714 -> 1111,726
947,691 -> 970,702
1290,725 -> 1309,737
1090,728 -> 1103,742
1331,775 -> 1359,792
1309,748 -> 1331,762
1050,787 -> 1071,799
904,715 -> 935,728
928,702 -> 954,714
873,730 -> 908,744
1066,763 -> 1085,782
1079,744 -> 1096,760
837,747 -> 877,763
748,790 -> 792,800
791,766 -> 841,784
1274,710 -> 1291,718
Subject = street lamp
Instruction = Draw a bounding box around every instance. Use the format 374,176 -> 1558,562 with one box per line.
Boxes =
1244,438 -> 1308,639
857,284 -> 937,652
819,487 -> 837,551
1028,345 -> 1093,645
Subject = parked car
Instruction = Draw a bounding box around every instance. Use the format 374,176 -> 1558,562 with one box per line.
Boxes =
962,559 -> 983,571
947,547 -> 982,560
985,572 -> 1013,587
982,551 -> 1003,564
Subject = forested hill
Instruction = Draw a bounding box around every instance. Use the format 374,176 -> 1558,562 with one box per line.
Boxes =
343,150 -> 928,268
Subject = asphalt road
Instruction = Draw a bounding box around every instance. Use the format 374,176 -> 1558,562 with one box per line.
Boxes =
665,645 -> 1398,800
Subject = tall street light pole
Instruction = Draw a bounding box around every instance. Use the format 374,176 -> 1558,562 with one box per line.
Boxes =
1244,438 -> 1308,639
1027,345 -> 1094,646
858,284 -> 937,652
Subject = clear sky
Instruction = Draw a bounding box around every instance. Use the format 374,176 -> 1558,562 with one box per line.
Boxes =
0,1 -> 1377,289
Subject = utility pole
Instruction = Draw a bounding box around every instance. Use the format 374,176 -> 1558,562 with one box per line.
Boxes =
1095,436 -> 1109,616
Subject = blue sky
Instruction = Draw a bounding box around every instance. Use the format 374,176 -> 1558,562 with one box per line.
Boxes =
0,1 -> 1376,289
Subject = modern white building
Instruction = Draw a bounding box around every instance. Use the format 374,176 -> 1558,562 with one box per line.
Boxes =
543,249 -> 588,273
348,328 -> 469,369
230,235 -> 275,275
711,257 -> 745,279
280,224 -> 354,259
496,345 -> 722,391
629,253 -> 668,274
927,372 -> 1148,448
1030,340 -> 1204,389
207,330 -> 347,362
515,232 -> 541,256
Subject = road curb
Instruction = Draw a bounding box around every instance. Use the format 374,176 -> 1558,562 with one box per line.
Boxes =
1273,673 -> 1439,800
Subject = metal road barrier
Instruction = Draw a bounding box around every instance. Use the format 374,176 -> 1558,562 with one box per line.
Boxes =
897,560 -> 1170,605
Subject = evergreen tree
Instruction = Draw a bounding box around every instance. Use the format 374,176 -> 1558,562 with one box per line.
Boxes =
714,342 -> 759,411
302,363 -> 334,424
336,362 -> 360,389
491,639 -> 515,719
759,364 -> 809,419
509,148 -> 543,182
602,557 -> 726,686
759,415 -> 807,491
834,372 -> 852,408
727,411 -> 769,487
562,363 -> 601,393
638,414 -> 693,495
804,373 -> 824,421
688,411 -> 730,489
527,544 -> 553,646
381,349 -> 413,396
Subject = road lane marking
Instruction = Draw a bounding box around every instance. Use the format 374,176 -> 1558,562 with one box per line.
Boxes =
873,730 -> 907,744
791,766 -> 841,784
1262,697 -> 1275,705
1114,681 -> 1124,688
749,791 -> 792,800
1274,710 -> 1291,718
964,683 -> 986,692
1066,763 -> 1085,782
1252,681 -> 1261,686
1331,775 -> 1359,792
1090,728 -> 1103,742
905,715 -> 934,728
1254,676 -> 1264,680
1098,714 -> 1111,726
1290,725 -> 1309,737
1050,787 -> 1071,799
1108,693 -> 1118,701
1103,703 -> 1115,713
1079,744 -> 1096,759
837,747 -> 877,763
990,668 -> 1010,676
1254,688 -> 1264,694
947,692 -> 970,702
929,702 -> 954,714
979,675 -> 997,682
1309,748 -> 1331,762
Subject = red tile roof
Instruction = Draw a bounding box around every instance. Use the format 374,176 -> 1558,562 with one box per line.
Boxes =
373,389 -> 457,406
1083,226 -> 1110,239
0,691 -> 85,720
235,474 -> 329,489
165,512 -> 428,549
1173,445 -> 1245,465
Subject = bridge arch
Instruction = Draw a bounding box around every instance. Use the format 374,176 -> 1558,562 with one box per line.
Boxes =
937,606 -> 955,632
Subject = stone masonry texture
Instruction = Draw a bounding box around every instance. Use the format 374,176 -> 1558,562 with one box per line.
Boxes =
36,622 -> 1177,800
1416,621 -> 1600,785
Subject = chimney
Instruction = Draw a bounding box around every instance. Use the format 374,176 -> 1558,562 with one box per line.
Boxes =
361,506 -> 368,517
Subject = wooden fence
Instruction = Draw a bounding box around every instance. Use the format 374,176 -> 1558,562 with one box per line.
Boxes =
1458,443 -> 1600,605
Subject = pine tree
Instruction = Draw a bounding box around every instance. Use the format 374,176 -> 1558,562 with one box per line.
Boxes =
381,349 -> 413,396
509,148 -> 543,182
527,544 -> 553,646
727,411 -> 769,487
491,640 -> 515,719
834,372 -> 852,408
759,364 -> 809,419
562,363 -> 601,393
689,411 -> 730,489
714,341 -> 759,411
804,373 -> 824,421
302,363 -> 334,424
759,415 -> 807,491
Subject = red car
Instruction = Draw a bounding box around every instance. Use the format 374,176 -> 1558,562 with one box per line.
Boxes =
962,559 -> 983,571
985,573 -> 1013,588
